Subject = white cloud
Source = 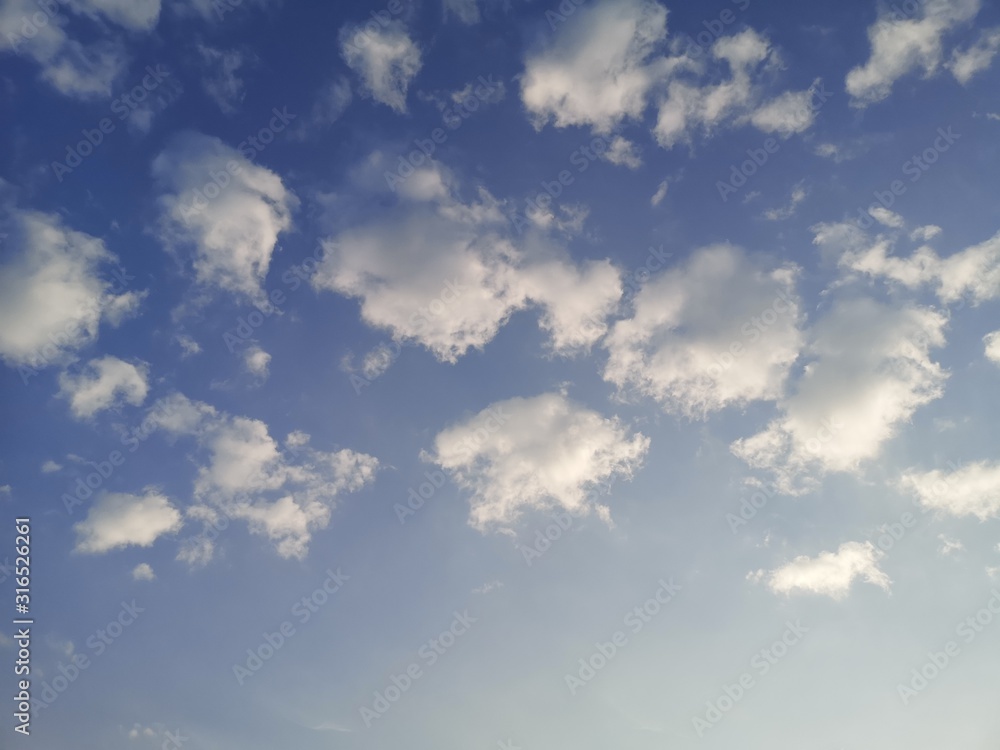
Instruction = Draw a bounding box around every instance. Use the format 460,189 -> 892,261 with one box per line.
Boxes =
763,183 -> 808,221
313,159 -> 622,362
176,334 -> 201,357
140,394 -> 380,560
41,460 -> 62,473
67,0 -> 161,31
0,0 -> 128,98
131,562 -> 155,581
732,298 -> 948,493
58,355 -> 150,418
937,535 -> 964,556
0,209 -> 144,369
650,179 -> 669,206
604,245 -> 803,418
836,226 -> 1000,305
443,0 -> 480,24
198,44 -> 248,114
985,331 -> 1000,365
947,26 -> 1000,83
152,132 -> 298,303
757,541 -> 891,599
361,343 -> 396,379
655,32 -> 820,147
521,0 -> 671,133
243,345 -> 271,379
74,490 -> 183,554
900,461 -> 1000,519
602,136 -> 643,168
910,224 -> 942,242
427,392 -> 649,530
868,206 -> 905,228
340,20 -> 422,112
293,77 -> 353,140
846,0 -> 982,105
749,83 -> 822,136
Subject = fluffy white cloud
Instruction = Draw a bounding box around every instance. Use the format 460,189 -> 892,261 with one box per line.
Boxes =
947,26 -> 1000,83
340,20 -> 421,112
655,32 -> 821,147
58,356 -> 149,418
846,0 -> 982,105
41,460 -> 62,473
604,245 -> 803,418
732,298 -> 948,493
836,225 -> 1000,304
243,345 -> 271,379
140,394 -> 380,560
152,132 -> 298,303
313,159 -> 623,362
74,490 -> 183,554
0,0 -> 129,98
900,461 -> 1000,519
756,541 -> 891,600
427,392 -> 649,530
602,136 -> 643,168
522,0 -> 672,133
0,209 -> 143,369
985,331 -> 1000,365
131,562 -> 155,581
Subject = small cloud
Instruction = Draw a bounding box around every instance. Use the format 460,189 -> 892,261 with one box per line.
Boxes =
41,460 -> 62,473
243,345 -> 272,380
650,180 -> 669,207
937,535 -> 964,556
132,562 -> 156,581
763,182 -> 808,221
176,334 -> 201,357
472,580 -> 504,595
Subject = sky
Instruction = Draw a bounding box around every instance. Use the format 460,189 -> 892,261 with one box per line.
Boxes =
1,0 -> 1000,747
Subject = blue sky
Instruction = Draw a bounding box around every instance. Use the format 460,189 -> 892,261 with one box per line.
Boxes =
2,0 -> 1000,747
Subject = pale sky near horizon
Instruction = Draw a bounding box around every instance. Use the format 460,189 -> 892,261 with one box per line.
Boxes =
2,0 -> 1000,747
